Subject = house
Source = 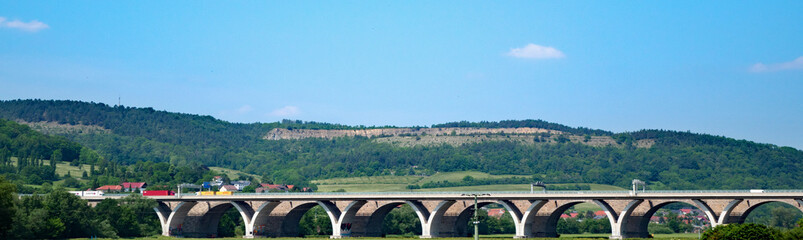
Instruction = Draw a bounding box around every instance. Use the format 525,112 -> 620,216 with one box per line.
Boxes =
121,182 -> 147,192
211,176 -> 224,186
679,208 -> 694,215
487,209 -> 505,218
256,183 -> 292,193
96,185 -> 123,193
219,185 -> 238,192
560,214 -> 571,219
231,180 -> 251,191
594,210 -> 607,219
261,183 -> 288,190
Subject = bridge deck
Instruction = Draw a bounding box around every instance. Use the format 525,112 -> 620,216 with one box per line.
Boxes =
82,190 -> 803,201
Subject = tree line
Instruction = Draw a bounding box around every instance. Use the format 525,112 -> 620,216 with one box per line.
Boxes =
407,175 -> 591,190
0,177 -> 160,239
432,120 -> 612,136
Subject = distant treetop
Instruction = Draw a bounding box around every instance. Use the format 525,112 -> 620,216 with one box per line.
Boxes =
432,120 -> 612,136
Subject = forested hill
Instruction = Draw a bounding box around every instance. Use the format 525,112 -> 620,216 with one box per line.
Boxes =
0,118 -> 86,185
0,118 -> 83,163
0,99 -> 801,190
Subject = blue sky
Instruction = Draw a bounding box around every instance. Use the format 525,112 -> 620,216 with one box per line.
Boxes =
1,1 -> 802,149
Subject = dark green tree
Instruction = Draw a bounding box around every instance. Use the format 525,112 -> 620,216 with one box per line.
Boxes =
702,223 -> 780,240
44,188 -> 95,238
0,177 -> 16,238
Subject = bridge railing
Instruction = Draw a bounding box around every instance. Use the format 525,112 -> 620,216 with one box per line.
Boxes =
20,189 -> 803,198
224,189 -> 803,196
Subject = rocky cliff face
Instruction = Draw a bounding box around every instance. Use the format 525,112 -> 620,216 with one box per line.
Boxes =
263,127 -> 654,148
263,127 -> 562,140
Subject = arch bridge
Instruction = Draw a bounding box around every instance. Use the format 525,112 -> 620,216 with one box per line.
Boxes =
83,190 -> 803,239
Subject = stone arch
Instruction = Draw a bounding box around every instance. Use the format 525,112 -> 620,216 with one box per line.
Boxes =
348,200 -> 428,237
249,200 -> 339,237
154,201 -> 173,228
164,201 -> 197,236
279,202 -> 324,237
191,202 -> 236,237
627,199 -> 714,236
518,199 -> 631,238
733,199 -> 803,224
250,201 -> 282,237
330,200 -> 367,238
426,200 -> 457,238
528,200 -> 587,237
450,200 -> 521,237
162,201 -> 253,238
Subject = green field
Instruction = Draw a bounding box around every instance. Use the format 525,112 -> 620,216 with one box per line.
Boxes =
313,171 -> 533,185
11,157 -> 93,178
312,175 -> 424,184
415,171 -> 532,184
11,157 -> 90,190
209,166 -> 261,180
313,171 -> 626,193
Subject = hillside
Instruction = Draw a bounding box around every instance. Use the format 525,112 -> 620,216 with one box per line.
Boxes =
311,171 -> 626,192
0,117 -> 220,193
1,99 -> 802,190
0,118 -> 86,185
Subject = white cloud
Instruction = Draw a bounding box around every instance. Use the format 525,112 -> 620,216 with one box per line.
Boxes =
0,17 -> 49,32
236,105 -> 253,114
270,106 -> 300,117
507,43 -> 565,59
749,56 -> 803,73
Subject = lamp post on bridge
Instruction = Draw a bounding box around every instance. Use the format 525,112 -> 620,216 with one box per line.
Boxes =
177,183 -> 201,198
462,193 -> 490,240
631,179 -> 646,196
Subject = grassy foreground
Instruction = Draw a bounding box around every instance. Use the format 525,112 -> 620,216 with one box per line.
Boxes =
67,233 -> 700,240
66,233 -> 698,240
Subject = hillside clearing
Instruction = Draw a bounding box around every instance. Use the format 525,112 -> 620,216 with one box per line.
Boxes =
208,167 -> 261,180
10,157 -> 92,179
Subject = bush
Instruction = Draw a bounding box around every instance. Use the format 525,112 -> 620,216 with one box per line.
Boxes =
61,176 -> 82,188
702,223 -> 780,240
649,223 -> 674,234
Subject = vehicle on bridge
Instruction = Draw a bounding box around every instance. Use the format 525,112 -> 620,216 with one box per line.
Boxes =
143,190 -> 175,196
196,191 -> 233,196
69,190 -> 104,197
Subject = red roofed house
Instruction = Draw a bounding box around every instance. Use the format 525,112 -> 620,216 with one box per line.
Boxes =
595,211 -> 606,217
679,209 -> 693,215
487,209 -> 505,218
121,182 -> 147,192
96,185 -> 123,193
256,183 -> 290,193
220,185 -> 239,192
569,213 -> 579,218
560,214 -> 571,219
